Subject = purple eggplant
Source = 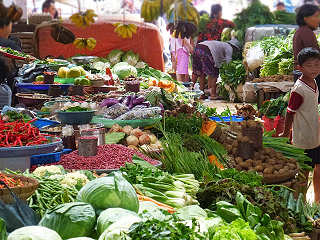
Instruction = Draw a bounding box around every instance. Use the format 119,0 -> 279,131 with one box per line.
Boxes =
132,96 -> 145,106
159,103 -> 164,114
100,98 -> 120,108
123,96 -> 132,107
128,96 -> 135,109
141,101 -> 151,107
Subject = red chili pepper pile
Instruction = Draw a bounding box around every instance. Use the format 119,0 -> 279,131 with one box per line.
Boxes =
0,119 -> 49,147
0,173 -> 23,188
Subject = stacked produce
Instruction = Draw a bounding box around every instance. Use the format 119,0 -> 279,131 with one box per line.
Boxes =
235,104 -> 256,120
0,119 -> 50,147
252,75 -> 294,83
50,144 -> 158,170
107,124 -> 162,151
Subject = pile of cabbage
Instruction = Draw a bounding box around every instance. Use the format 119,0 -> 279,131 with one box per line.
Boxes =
4,172 -> 140,240
90,49 -> 147,79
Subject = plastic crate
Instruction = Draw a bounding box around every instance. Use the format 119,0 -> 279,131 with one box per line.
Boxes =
30,149 -> 72,166
209,116 -> 244,123
32,118 -> 60,129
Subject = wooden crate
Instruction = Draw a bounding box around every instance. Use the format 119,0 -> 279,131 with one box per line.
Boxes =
10,32 -> 34,55
257,86 -> 284,109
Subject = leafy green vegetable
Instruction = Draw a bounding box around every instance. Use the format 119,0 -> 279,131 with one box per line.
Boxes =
4,110 -> 32,122
105,132 -> 126,144
259,93 -> 289,117
39,202 -> 96,239
162,113 -> 203,135
279,58 -> 294,75
213,168 -> 262,187
219,60 -> 246,101
63,106 -> 90,112
112,62 -> 138,79
274,10 -> 296,25
128,213 -> 206,240
210,219 -> 258,240
233,0 -> 274,43
198,13 -> 210,34
175,205 -> 207,221
77,172 -> 139,212
122,50 -> 140,66
107,49 -> 124,66
0,217 -> 7,240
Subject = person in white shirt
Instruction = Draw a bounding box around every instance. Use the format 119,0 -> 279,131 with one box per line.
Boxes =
281,47 -> 320,202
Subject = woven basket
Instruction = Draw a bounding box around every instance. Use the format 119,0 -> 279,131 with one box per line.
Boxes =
263,170 -> 298,184
0,173 -> 39,204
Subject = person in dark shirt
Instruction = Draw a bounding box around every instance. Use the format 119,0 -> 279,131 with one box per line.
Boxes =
293,4 -> 320,100
197,4 -> 235,43
42,0 -> 59,19
0,16 -> 22,87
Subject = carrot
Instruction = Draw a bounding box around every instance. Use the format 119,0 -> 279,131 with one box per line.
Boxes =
137,194 -> 176,213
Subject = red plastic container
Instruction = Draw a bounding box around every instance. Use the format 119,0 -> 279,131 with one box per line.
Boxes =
263,115 -> 285,137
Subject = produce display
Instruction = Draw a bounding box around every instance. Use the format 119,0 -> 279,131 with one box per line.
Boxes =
0,46 -> 35,60
0,119 -> 50,147
107,124 -> 162,151
3,10 -> 320,238
0,173 -> 23,188
259,93 -> 289,118
50,144 -> 159,170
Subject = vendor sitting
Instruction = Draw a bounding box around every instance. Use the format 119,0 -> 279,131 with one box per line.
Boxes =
0,13 -> 22,91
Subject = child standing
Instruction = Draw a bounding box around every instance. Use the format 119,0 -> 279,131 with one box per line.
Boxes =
170,36 -> 193,82
281,47 -> 320,202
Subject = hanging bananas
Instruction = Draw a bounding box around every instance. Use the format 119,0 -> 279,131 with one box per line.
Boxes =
166,0 -> 199,26
113,23 -> 137,39
73,37 -> 97,50
70,9 -> 97,27
141,0 -> 199,26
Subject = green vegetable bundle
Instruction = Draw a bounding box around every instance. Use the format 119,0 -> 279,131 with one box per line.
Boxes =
233,0 -> 274,43
121,157 -> 200,208
259,93 -> 289,117
263,136 -> 312,170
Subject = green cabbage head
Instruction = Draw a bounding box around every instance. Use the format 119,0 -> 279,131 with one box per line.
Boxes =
112,62 -> 137,79
39,202 -> 96,240
97,208 -> 140,235
77,172 -> 139,212
122,50 -> 140,66
8,226 -> 62,240
107,50 -> 124,66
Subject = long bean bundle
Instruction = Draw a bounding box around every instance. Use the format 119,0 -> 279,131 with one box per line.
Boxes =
263,136 -> 312,170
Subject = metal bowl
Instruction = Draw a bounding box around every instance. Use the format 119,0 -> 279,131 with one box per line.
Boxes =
56,111 -> 96,125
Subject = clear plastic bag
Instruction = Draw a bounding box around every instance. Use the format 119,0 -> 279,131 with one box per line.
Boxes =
103,103 -> 129,119
246,45 -> 264,72
116,107 -> 161,120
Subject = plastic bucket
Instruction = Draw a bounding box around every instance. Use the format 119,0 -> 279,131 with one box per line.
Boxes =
262,116 -> 285,137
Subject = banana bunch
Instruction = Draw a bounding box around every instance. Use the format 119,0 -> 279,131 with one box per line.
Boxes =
167,0 -> 199,26
167,21 -> 197,39
73,37 -> 97,50
70,9 -> 97,27
113,23 -> 137,39
141,0 -> 161,22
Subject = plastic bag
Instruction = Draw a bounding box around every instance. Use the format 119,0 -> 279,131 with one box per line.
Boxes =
116,107 -> 161,120
103,103 -> 129,119
0,180 -> 39,233
246,45 -> 264,71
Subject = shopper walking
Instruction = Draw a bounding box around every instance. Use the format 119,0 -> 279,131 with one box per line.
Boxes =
170,36 -> 193,83
293,4 -> 320,99
192,39 -> 240,100
281,48 -> 320,202
197,4 -> 235,43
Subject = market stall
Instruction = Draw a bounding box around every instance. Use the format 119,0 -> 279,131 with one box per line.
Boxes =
33,17 -> 165,71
